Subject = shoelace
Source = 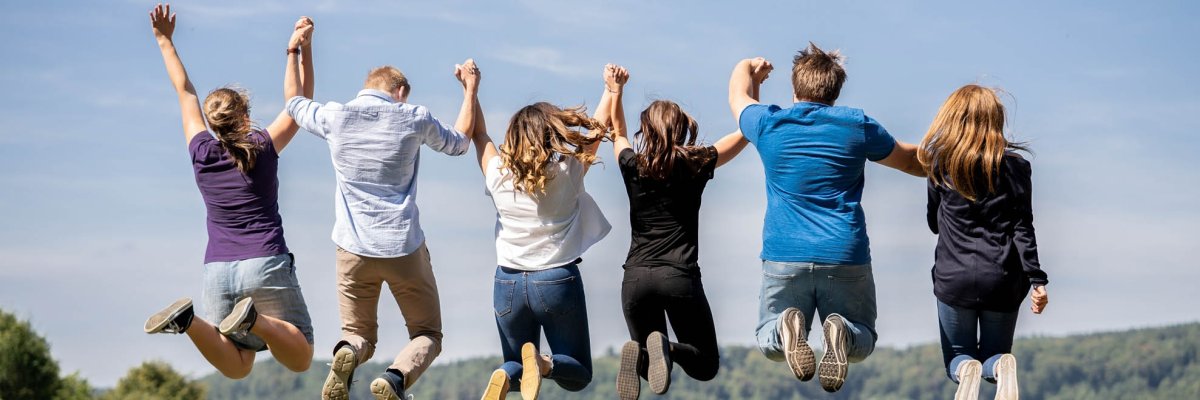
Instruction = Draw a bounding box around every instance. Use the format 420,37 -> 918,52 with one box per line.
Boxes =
162,320 -> 183,334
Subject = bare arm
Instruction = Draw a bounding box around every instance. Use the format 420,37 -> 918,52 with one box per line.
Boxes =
470,95 -> 498,175
875,141 -> 927,177
150,4 -> 206,144
728,57 -> 772,125
713,131 -> 749,168
453,59 -> 481,139
267,17 -> 314,152
605,64 -> 632,161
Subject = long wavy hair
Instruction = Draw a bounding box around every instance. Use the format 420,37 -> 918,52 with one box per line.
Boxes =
917,84 -> 1027,201
634,100 -> 713,181
203,87 -> 260,174
499,102 -> 610,194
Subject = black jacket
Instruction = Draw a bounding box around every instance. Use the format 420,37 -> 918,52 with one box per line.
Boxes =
927,153 -> 1048,312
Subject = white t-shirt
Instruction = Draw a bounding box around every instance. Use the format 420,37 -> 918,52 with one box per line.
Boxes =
484,156 -> 611,271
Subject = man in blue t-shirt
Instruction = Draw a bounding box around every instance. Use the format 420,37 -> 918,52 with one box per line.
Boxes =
728,43 -> 925,393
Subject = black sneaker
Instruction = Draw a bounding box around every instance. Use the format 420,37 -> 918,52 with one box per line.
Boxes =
818,313 -> 850,392
322,344 -> 359,400
144,298 -> 194,334
370,368 -> 406,400
217,297 -> 258,336
616,340 -> 641,400
778,307 -> 815,381
646,332 -> 672,395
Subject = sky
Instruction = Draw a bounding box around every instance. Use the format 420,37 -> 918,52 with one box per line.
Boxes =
1,0 -> 1198,388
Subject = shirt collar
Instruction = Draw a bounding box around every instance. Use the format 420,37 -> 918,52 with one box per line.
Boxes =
357,89 -> 396,103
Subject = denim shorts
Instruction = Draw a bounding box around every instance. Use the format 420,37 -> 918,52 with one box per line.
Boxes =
202,253 -> 314,351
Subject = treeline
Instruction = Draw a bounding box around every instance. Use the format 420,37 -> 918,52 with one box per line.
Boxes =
202,323 -> 1200,400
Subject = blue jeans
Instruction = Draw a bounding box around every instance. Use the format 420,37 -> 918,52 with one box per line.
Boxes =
493,262 -> 592,391
938,300 -> 1018,383
202,253 -> 313,351
756,261 -> 877,362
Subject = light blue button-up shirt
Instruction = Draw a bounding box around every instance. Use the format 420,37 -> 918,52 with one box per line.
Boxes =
286,89 -> 469,258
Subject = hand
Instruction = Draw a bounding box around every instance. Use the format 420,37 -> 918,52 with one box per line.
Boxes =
288,17 -> 314,49
455,59 -> 481,93
1030,285 -> 1048,314
604,64 -> 629,93
748,57 -> 773,84
149,3 -> 176,41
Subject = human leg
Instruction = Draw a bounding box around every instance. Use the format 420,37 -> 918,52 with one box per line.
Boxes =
530,263 -> 593,392
493,266 -> 540,393
324,247 -> 384,400
661,266 -> 720,382
755,261 -> 817,362
378,244 -> 444,390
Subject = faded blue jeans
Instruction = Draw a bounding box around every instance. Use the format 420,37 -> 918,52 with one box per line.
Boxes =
938,300 -> 1019,383
493,262 -> 592,391
756,261 -> 878,362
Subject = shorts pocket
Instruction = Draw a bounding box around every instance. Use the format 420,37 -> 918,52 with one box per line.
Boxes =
494,279 -> 516,318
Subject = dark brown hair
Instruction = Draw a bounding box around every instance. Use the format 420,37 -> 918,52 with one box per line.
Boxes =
203,87 -> 259,173
634,100 -> 713,181
792,42 -> 847,105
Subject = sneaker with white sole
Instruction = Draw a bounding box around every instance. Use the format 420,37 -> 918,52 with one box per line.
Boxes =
646,332 -> 672,394
520,342 -> 541,400
217,297 -> 257,336
616,340 -> 641,400
144,298 -> 194,334
322,344 -> 359,400
818,313 -> 850,392
778,307 -> 815,381
370,368 -> 406,400
481,369 -> 509,400
954,359 -> 982,400
993,354 -> 1019,400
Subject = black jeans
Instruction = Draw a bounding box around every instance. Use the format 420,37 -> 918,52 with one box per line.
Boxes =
620,263 -> 720,381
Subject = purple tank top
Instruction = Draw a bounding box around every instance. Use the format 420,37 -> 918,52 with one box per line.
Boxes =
190,129 -> 289,263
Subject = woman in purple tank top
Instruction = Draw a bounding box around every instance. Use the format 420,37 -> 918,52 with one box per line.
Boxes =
141,4 -> 317,380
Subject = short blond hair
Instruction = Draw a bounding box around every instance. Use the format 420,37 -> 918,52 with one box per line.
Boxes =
792,42 -> 846,105
364,65 -> 410,94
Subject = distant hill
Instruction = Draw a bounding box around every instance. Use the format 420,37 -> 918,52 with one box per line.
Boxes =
201,323 -> 1200,399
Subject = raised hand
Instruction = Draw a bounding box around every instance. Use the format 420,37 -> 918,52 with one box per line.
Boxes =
1030,285 -> 1048,314
288,17 -> 314,49
748,57 -> 773,84
455,59 -> 481,93
604,64 -> 629,93
149,3 -> 176,41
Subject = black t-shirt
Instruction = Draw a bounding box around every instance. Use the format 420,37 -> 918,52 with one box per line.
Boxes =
618,146 -> 718,267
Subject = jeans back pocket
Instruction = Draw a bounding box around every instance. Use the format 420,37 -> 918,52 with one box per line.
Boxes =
494,279 -> 517,317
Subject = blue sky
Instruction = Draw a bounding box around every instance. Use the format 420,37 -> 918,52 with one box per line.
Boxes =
1,0 -> 1198,387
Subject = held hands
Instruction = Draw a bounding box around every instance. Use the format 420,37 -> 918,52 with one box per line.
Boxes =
149,3 -> 176,41
748,57 -> 773,84
288,17 -> 314,49
455,59 -> 481,93
604,63 -> 629,93
1030,285 -> 1049,314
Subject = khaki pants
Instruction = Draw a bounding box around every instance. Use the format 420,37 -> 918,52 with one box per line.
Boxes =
335,243 -> 442,388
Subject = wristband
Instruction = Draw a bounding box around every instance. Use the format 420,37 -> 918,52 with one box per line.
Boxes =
287,48 -> 300,55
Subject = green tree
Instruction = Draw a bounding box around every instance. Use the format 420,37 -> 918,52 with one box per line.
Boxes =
55,373 -> 94,400
102,361 -> 205,400
0,309 -> 61,400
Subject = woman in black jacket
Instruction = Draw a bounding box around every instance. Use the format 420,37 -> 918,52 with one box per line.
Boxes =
918,85 -> 1050,400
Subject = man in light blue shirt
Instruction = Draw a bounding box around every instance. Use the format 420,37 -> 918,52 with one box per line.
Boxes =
286,60 -> 481,400
728,44 -> 924,393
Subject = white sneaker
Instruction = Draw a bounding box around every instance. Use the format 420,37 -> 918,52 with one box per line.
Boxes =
993,354 -> 1019,400
954,359 -> 982,400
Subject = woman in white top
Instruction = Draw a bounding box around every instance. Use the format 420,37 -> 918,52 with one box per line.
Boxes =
468,65 -> 615,400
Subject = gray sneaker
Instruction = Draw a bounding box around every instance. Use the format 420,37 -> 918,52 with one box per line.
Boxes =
322,344 -> 359,400
144,298 -> 194,334
217,297 -> 258,336
818,313 -> 850,392
616,340 -> 641,400
646,332 -> 672,395
778,307 -> 815,381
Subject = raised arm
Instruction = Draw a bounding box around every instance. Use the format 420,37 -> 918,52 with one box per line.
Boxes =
267,17 -> 314,152
469,93 -> 497,176
605,64 -> 632,161
150,4 -> 206,144
453,59 -> 481,139
728,57 -> 773,124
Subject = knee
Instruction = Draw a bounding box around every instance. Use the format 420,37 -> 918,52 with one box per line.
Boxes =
689,363 -> 719,382
218,363 -> 253,380
556,378 -> 591,392
757,343 -> 785,362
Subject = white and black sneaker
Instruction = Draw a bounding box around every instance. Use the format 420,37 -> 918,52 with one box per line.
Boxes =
323,344 -> 360,400
818,313 -> 850,392
616,340 -> 641,400
646,331 -> 672,395
954,359 -> 982,400
993,354 -> 1019,400
218,297 -> 258,336
144,297 -> 194,334
778,307 -> 815,381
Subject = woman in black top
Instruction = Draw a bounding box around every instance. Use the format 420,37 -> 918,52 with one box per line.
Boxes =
918,85 -> 1050,400
603,64 -> 753,399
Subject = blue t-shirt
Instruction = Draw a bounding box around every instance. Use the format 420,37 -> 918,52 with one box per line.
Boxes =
740,102 -> 896,265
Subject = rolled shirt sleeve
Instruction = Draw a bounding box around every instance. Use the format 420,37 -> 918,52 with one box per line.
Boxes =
286,96 -> 330,140
415,106 -> 469,156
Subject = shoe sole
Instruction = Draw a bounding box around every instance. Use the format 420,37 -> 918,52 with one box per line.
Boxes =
218,297 -> 254,335
818,315 -> 849,393
616,341 -> 641,400
647,332 -> 671,394
994,354 -> 1019,400
481,369 -> 509,400
954,360 -> 982,400
779,308 -> 815,381
322,347 -> 358,400
370,377 -> 401,400
520,342 -> 541,400
144,298 -> 192,333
